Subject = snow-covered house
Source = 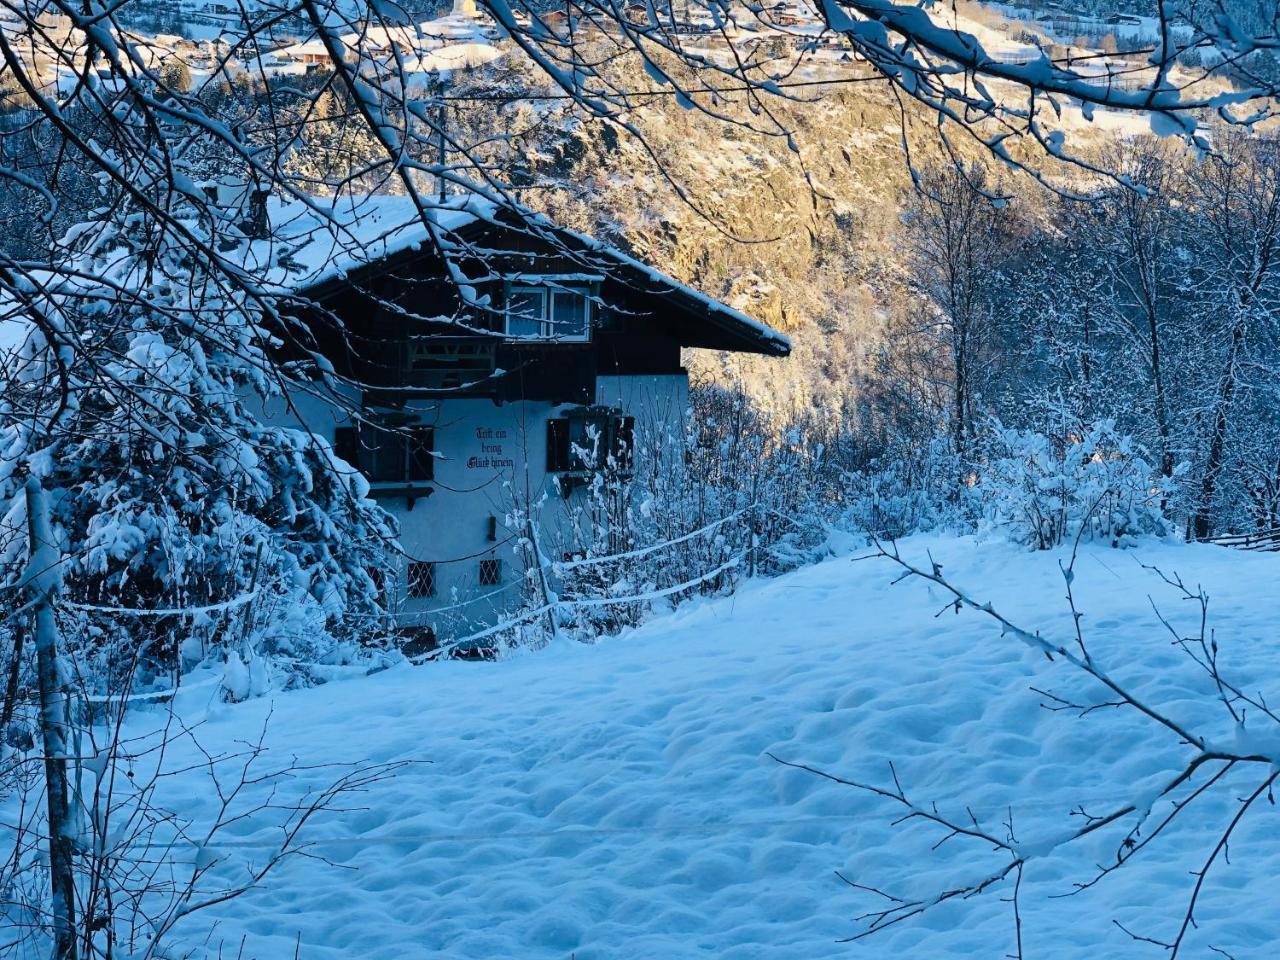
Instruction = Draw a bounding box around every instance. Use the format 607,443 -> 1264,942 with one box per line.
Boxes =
248,195 -> 789,646
273,16 -> 501,79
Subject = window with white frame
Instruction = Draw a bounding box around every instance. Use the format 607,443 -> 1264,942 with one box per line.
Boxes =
505,283 -> 591,341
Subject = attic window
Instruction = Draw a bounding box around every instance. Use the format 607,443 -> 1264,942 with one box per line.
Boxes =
505,283 -> 591,341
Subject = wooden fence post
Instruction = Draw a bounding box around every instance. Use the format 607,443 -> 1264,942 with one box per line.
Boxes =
525,516 -> 562,644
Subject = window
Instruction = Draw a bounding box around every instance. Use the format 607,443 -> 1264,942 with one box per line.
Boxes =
407,561 -> 436,598
479,558 -> 502,586
546,409 -> 635,474
334,423 -> 434,483
549,289 -> 589,340
407,428 -> 434,482
505,284 -> 590,341
546,417 -> 571,473
506,287 -> 545,338
369,425 -> 434,483
371,566 -> 392,609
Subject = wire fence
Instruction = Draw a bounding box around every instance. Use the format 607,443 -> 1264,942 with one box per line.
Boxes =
411,505 -> 761,662
7,505 -> 765,706
1206,528 -> 1280,552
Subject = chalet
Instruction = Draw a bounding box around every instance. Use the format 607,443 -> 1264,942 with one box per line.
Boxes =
277,39 -> 333,67
242,194 -> 789,642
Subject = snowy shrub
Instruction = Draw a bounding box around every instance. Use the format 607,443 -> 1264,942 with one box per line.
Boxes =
0,212 -> 396,697
45,409 -> 395,691
842,435 -> 965,539
523,385 -> 837,644
973,420 -> 1174,549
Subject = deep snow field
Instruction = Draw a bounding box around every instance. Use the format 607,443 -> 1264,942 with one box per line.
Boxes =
134,535 -> 1280,959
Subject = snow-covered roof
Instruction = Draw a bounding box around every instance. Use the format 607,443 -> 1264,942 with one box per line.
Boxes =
253,192 -> 790,356
236,193 -> 481,293
1,192 -> 787,360
277,39 -> 332,57
414,41 -> 503,72
275,12 -> 501,73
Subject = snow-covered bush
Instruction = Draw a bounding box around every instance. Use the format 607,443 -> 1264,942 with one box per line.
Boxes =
842,434 -> 964,539
524,384 -> 837,643
973,420 -> 1174,549
0,206 -> 396,697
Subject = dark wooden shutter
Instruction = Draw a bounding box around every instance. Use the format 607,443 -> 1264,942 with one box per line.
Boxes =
546,418 -> 570,472
612,416 -> 635,470
408,426 -> 435,482
333,426 -> 359,467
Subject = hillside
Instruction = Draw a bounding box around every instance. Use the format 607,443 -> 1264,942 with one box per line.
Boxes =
117,535 -> 1280,959
463,18 -> 1223,422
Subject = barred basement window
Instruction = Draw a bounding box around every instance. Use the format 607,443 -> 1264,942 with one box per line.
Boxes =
479,558 -> 501,586
370,566 -> 392,609
407,561 -> 436,598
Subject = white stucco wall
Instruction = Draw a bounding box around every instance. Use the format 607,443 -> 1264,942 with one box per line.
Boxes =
595,374 -> 689,437
249,373 -> 690,643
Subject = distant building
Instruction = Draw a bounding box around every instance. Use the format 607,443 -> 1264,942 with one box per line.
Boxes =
276,39 -> 332,67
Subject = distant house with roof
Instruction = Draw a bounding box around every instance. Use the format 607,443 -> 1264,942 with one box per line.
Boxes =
273,2 -> 501,78
231,193 -> 789,646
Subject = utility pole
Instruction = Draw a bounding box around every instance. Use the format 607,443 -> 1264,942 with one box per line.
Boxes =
25,475 -> 78,960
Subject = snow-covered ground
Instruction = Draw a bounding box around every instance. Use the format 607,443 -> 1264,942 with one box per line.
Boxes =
136,535 -> 1279,958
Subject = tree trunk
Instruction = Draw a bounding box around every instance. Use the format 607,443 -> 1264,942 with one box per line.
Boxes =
0,617 -> 24,736
1146,307 -> 1174,480
953,335 -> 969,468
25,476 -> 78,960
1192,314 -> 1245,540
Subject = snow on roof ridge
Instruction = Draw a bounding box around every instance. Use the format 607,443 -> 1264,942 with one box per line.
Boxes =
4,187 -> 787,355
247,192 -> 487,293
273,190 -> 790,353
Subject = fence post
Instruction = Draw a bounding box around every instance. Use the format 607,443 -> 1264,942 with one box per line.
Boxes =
747,496 -> 760,580
525,516 -> 562,644
25,475 -> 78,960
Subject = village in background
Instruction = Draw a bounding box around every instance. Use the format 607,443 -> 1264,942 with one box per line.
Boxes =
0,0 -> 1257,95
